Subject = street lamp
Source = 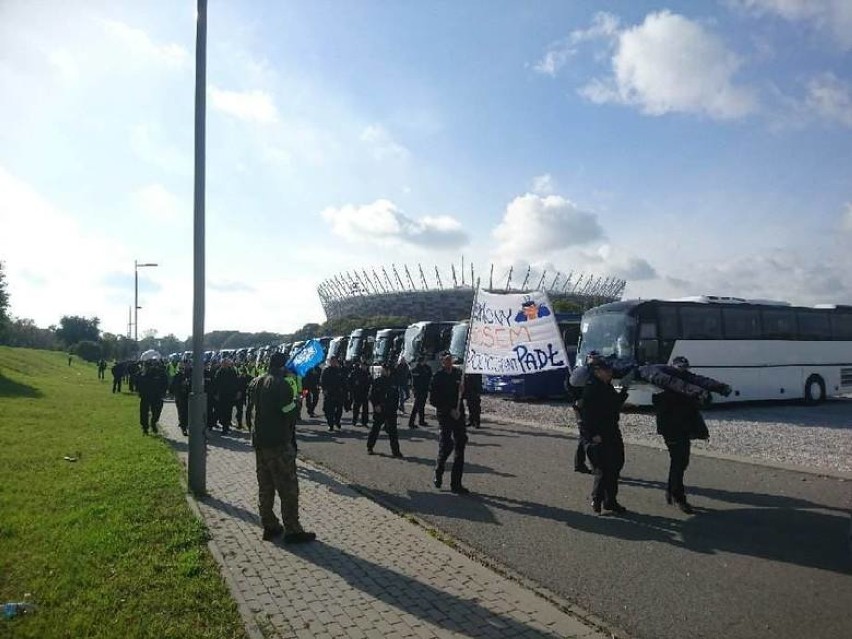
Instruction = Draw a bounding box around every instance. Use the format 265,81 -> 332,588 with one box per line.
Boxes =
134,260 -> 158,349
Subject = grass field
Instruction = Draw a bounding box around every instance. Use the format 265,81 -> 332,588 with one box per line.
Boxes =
0,347 -> 246,638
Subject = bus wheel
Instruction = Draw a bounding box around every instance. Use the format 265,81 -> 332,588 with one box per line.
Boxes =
804,374 -> 826,404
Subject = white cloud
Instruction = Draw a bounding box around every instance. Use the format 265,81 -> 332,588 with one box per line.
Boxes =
492,194 -> 604,259
360,124 -> 410,161
99,18 -> 189,67
530,173 -> 556,196
804,73 -> 852,128
577,11 -> 758,120
730,0 -> 852,50
133,184 -> 186,224
0,166 -> 132,329
209,86 -> 278,124
842,203 -> 852,232
534,12 -> 620,76
606,256 -> 658,280
321,199 -> 468,248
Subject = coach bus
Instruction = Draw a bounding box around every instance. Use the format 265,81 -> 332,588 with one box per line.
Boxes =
402,321 -> 456,372
577,296 -> 852,405
345,328 -> 376,363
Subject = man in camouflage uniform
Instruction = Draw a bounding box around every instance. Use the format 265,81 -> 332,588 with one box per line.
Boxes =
246,352 -> 316,544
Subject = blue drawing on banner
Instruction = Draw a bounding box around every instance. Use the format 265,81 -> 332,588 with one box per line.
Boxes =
514,296 -> 551,323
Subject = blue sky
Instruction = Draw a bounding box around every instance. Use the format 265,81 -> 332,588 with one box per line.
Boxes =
1,0 -> 850,338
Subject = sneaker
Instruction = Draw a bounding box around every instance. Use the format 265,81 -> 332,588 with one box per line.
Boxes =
433,472 -> 443,489
591,500 -> 602,514
450,486 -> 471,495
283,531 -> 316,544
181,428 -> 188,437
262,525 -> 284,541
574,466 -> 593,474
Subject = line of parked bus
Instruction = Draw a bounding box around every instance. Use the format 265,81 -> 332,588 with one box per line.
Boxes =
170,295 -> 852,406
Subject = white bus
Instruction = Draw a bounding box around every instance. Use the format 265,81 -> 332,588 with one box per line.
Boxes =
577,296 -> 852,405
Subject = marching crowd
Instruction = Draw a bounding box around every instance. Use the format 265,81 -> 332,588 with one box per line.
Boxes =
103,347 -> 717,542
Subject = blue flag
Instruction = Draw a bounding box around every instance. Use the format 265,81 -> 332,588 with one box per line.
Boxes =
287,339 -> 325,377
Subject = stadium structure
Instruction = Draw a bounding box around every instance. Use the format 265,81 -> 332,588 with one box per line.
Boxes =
317,262 -> 626,321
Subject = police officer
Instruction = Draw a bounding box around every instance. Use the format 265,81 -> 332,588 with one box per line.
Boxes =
245,352 -> 316,544
302,366 -> 320,418
235,366 -> 252,429
214,358 -> 239,433
408,356 -> 432,428
349,361 -> 372,427
367,363 -> 403,457
429,351 -> 469,494
170,361 -> 191,436
320,356 -> 345,430
111,360 -> 124,393
652,356 -> 706,514
579,356 -> 628,514
138,358 -> 168,435
463,372 -> 482,429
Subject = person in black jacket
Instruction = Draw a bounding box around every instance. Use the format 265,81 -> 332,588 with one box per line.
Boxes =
367,363 -> 403,457
302,366 -> 320,417
170,361 -> 191,436
652,356 -> 707,514
138,359 -> 168,435
214,359 -> 239,433
463,373 -> 482,429
349,361 -> 372,427
320,357 -> 345,430
579,356 -> 628,514
429,351 -> 469,494
408,356 -> 432,428
111,360 -> 125,393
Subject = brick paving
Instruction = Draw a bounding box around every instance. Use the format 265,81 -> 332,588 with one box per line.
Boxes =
158,404 -> 607,639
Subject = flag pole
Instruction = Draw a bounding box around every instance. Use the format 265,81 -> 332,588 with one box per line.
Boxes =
457,278 -> 481,413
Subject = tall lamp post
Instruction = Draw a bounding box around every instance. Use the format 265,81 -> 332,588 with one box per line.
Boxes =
189,0 -> 208,495
134,260 -> 158,350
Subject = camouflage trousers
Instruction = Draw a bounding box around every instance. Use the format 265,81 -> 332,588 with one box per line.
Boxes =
255,446 -> 304,533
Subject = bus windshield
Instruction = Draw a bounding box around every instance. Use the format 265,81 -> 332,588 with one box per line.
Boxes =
449,323 -> 468,362
578,312 -> 636,361
373,336 -> 392,364
346,336 -> 363,361
403,325 -> 422,362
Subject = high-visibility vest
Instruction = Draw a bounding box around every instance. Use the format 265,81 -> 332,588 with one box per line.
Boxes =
284,376 -> 301,411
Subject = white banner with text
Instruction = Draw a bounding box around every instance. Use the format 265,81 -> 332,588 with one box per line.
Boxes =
464,290 -> 568,376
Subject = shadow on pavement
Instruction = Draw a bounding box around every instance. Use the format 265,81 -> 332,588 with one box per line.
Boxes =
363,486 -> 501,525
0,372 -> 43,398
288,541 -> 566,638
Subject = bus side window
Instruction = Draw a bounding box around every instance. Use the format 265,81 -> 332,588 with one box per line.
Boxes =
658,307 -> 679,339
680,307 -> 723,339
797,311 -> 831,340
831,313 -> 852,340
723,308 -> 761,339
761,309 -> 797,339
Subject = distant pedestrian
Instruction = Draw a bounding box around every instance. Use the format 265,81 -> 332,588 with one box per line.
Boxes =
429,351 -> 469,494
463,372 -> 482,429
170,361 -> 191,436
303,366 -> 320,417
579,356 -> 628,514
320,357 -> 345,430
68,354 -> 72,366
138,359 -> 168,435
246,351 -> 316,544
97,359 -> 107,380
652,356 -> 707,515
395,357 -> 411,413
349,361 -> 372,427
214,359 -> 239,433
408,356 -> 432,428
367,363 -> 403,457
111,361 -> 124,393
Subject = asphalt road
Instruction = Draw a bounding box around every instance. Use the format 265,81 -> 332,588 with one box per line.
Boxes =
294,402 -> 852,639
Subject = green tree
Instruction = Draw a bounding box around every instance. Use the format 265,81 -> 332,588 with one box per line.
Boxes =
0,261 -> 10,339
2,318 -> 60,349
56,315 -> 101,347
73,340 -> 102,362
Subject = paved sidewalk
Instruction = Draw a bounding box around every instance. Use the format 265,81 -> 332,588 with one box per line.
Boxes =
158,404 -> 607,639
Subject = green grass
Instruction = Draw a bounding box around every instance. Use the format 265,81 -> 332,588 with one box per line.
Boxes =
0,347 -> 246,639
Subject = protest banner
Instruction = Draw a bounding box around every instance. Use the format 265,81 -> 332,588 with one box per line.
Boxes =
463,290 -> 568,376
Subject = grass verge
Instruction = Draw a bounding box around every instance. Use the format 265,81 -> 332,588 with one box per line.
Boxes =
0,347 -> 246,638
